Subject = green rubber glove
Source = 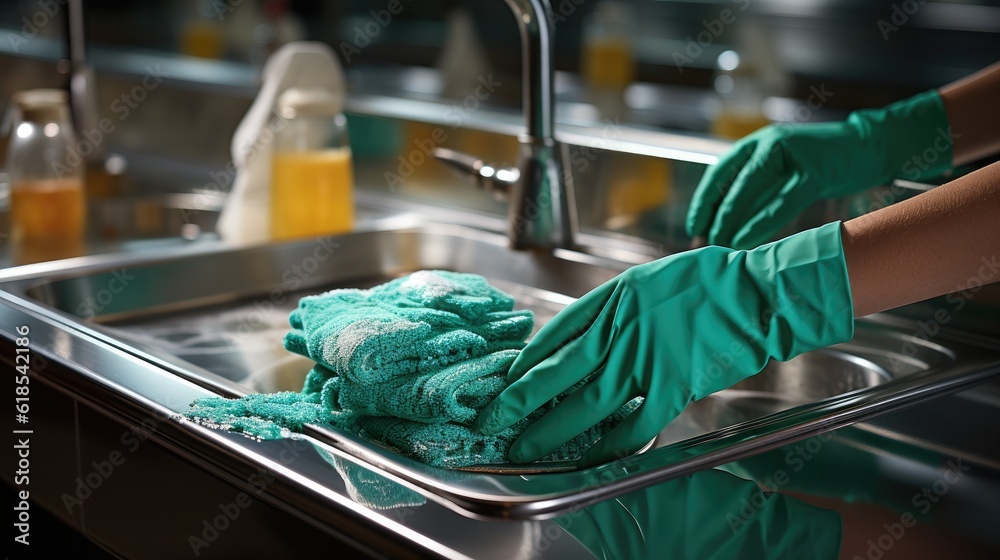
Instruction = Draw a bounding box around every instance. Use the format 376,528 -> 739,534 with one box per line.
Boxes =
554,469 -> 842,560
687,90 -> 953,249
475,221 -> 854,466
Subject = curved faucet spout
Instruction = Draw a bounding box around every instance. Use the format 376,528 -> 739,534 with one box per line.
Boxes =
503,0 -> 556,142
436,0 -> 577,250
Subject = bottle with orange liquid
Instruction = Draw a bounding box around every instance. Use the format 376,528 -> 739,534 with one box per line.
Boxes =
710,24 -> 789,140
582,2 -> 636,92
710,49 -> 772,140
5,89 -> 86,263
581,2 -> 636,119
270,86 -> 354,241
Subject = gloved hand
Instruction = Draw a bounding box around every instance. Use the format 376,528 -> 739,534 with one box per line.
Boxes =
553,468 -> 842,560
687,90 -> 952,249
475,221 -> 854,467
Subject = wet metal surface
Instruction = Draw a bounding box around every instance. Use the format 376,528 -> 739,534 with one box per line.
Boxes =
3,219 -> 999,520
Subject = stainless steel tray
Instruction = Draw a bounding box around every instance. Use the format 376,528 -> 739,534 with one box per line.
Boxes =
4,219 -> 1000,519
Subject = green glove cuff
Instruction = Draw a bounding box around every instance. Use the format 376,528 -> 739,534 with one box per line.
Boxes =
690,221 -> 855,399
847,89 -> 953,185
744,221 -> 855,361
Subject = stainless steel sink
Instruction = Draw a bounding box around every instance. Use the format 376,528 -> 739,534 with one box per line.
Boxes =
2,218 -> 999,520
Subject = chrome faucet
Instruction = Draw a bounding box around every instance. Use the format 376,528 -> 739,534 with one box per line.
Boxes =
434,0 -> 577,251
65,0 -> 104,163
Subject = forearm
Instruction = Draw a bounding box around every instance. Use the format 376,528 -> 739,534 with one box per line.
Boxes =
842,160 -> 1000,317
940,61 -> 1000,166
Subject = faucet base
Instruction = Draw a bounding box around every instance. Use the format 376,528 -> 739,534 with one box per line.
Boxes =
507,137 -> 577,251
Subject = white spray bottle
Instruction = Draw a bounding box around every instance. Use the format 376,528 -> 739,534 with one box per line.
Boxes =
217,42 -> 346,244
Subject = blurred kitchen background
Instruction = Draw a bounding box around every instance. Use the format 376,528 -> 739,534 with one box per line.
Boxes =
1,0 -> 999,253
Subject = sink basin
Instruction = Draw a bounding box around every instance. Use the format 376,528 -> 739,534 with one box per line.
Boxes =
2,218 -> 999,519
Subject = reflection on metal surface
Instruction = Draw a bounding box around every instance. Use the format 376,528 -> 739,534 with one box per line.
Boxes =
1,221 -> 999,521
554,467 -> 842,559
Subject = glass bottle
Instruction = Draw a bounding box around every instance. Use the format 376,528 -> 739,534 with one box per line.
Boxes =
582,2 -> 636,92
5,89 -> 86,260
270,86 -> 354,241
710,23 -> 787,140
710,49 -> 771,140
179,0 -> 224,59
581,1 -> 636,118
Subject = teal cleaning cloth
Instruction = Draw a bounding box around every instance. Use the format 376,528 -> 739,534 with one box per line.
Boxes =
186,391 -> 332,440
303,365 -> 336,395
355,403 -> 637,469
284,271 -> 533,382
322,350 -> 515,425
185,271 -> 640,470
